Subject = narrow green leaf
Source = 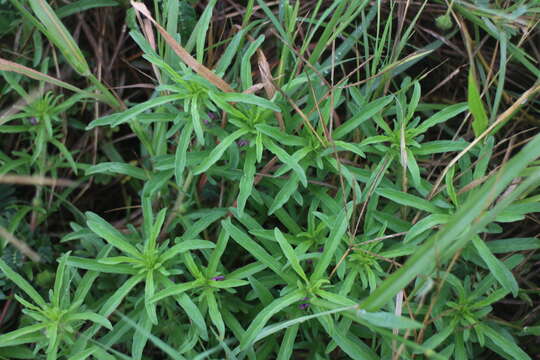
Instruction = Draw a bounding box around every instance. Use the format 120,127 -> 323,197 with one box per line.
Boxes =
263,138 -> 307,187
193,128 -> 249,175
268,174 -> 299,215
237,147 -> 256,216
274,228 -> 307,282
333,96 -> 393,139
220,93 -> 281,112
222,219 -> 295,284
100,274 -> 144,317
479,323 -> 530,360
87,95 -> 183,129
357,310 -> 423,329
472,235 -> 519,296
255,124 -> 304,146
277,324 -> 299,360
468,67 -> 488,137
206,290 -> 225,338
56,0 -> 118,18
413,103 -> 468,135
0,260 -> 46,307
151,280 -> 201,303
86,162 -> 148,181
377,188 -> 442,214
0,323 -> 48,347
29,0 -> 90,75
312,205 -> 351,281
86,212 -> 141,258
64,312 -> 113,330
175,123 -> 193,186
361,134 -> 540,312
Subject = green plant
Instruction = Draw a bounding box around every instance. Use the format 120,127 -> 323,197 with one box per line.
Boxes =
1,0 -> 539,359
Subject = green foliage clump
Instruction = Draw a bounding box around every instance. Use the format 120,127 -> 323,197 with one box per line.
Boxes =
0,0 -> 540,359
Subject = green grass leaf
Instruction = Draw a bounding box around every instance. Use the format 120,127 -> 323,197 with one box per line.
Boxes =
468,67 -> 489,137
193,129 -> 249,175
0,260 -> 46,307
472,235 -> 519,296
29,0 -> 90,75
86,212 -> 141,258
274,228 -> 307,282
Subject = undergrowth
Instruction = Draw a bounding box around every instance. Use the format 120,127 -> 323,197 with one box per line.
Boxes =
0,0 -> 540,359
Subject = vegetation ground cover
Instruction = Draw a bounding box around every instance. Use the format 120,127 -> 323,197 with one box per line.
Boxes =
0,0 -> 539,359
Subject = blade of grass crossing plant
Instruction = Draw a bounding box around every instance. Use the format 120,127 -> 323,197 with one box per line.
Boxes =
468,66 -> 488,137
193,129 -> 249,175
240,289 -> 304,350
312,205 -> 351,281
277,324 -> 299,360
268,174 -> 299,215
86,212 -> 141,258
360,134 -> 540,312
175,123 -> 193,186
254,306 -> 355,344
263,138 -> 307,187
274,228 -> 307,282
0,260 -> 46,307
472,235 -> 518,296
237,147 -> 256,216
29,0 -> 90,75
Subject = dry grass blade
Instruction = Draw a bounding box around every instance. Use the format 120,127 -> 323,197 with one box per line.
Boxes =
131,1 -> 234,93
0,226 -> 41,262
0,174 -> 77,187
428,81 -> 540,199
